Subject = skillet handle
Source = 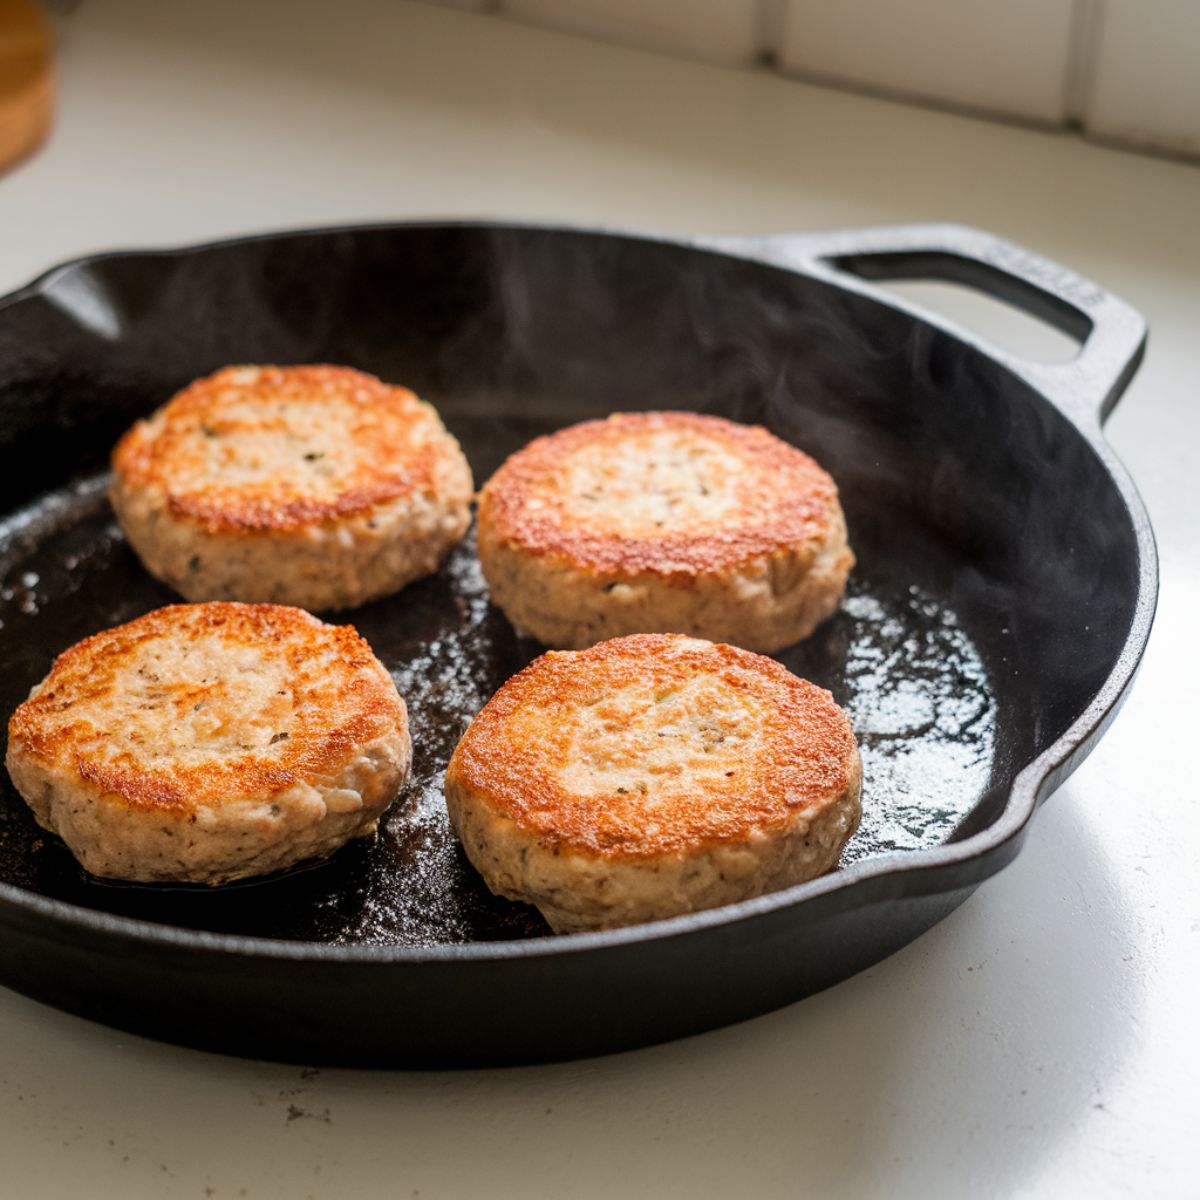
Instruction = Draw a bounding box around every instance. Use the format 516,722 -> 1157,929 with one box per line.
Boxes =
715,223 -> 1146,427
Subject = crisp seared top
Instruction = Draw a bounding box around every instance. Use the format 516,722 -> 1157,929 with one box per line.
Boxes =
477,412 -> 841,576
447,633 -> 858,860
113,365 -> 461,533
7,603 -> 406,814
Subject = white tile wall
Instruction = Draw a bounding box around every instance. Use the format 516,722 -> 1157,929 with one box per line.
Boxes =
1081,0 -> 1200,159
501,0 -> 764,67
775,0 -> 1078,124
414,0 -> 1200,164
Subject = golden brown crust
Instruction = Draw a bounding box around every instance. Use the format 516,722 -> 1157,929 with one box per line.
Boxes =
112,365 -> 450,534
477,412 -> 841,579
7,603 -> 406,815
446,633 -> 858,861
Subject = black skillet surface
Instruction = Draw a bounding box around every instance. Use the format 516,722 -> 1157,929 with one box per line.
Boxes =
0,223 -> 1156,1065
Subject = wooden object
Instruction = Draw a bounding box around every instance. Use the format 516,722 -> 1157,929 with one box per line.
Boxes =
0,0 -> 52,174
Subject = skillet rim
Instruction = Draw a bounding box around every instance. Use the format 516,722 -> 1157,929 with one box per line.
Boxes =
0,219 -> 1159,964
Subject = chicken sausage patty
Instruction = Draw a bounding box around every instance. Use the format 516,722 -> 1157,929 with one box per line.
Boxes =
444,632 -> 861,933
476,411 -> 853,651
5,602 -> 411,885
111,364 -> 473,610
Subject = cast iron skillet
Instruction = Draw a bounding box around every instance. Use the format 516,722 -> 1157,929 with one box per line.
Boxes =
0,222 -> 1156,1067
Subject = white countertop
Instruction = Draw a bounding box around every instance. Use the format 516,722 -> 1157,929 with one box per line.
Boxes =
1,2 -> 1197,1196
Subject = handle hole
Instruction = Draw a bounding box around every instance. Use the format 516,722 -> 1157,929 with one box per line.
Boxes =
865,278 -> 1082,365
827,249 -> 1092,365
